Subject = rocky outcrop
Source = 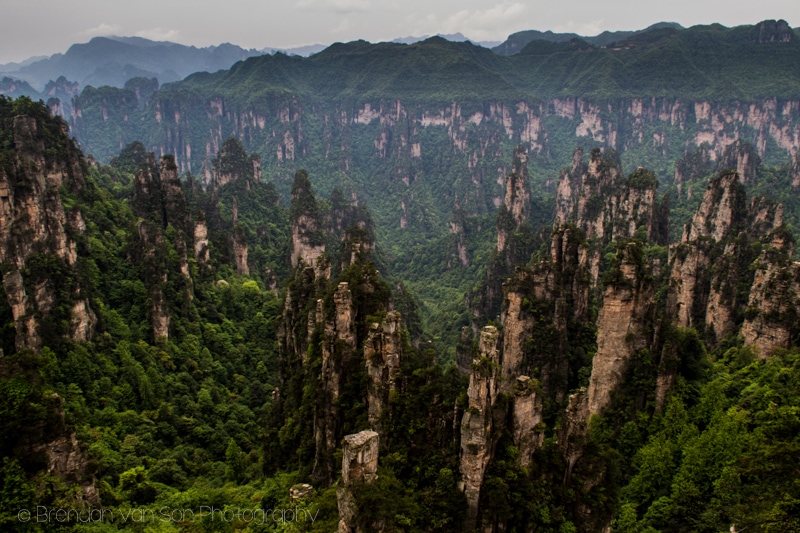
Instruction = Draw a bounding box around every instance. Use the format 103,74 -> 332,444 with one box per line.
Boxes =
673,145 -> 713,197
212,137 -> 257,189
558,242 -> 657,532
717,140 -> 760,183
289,170 -> 327,276
32,430 -> 100,506
365,311 -> 403,428
749,19 -> 794,43
468,146 -> 536,327
460,325 -> 500,531
193,214 -> 210,264
497,146 -> 531,255
131,155 -> 195,340
587,243 -> 654,415
450,208 -> 470,267
554,148 -> 662,282
232,225 -> 249,275
741,244 -> 800,357
0,114 -> 96,351
337,430 -> 380,533
562,243 -> 655,450
668,170 -> 784,342
511,376 -> 543,468
314,282 -> 357,482
500,226 -> 592,400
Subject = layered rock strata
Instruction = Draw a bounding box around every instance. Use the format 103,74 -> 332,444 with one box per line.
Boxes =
337,430 -> 380,533
0,115 -> 96,350
460,325 -> 500,531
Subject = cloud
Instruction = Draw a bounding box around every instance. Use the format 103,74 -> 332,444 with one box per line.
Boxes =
295,0 -> 372,14
135,28 -> 181,41
332,18 -> 354,34
408,1 -> 529,41
79,23 -> 122,38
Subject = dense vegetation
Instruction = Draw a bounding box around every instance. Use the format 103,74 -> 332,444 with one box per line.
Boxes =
2,33 -> 800,530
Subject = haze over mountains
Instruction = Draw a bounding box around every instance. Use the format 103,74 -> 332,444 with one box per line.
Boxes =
8,19 -> 794,97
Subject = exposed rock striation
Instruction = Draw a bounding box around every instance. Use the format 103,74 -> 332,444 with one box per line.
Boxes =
741,240 -> 800,357
365,311 -> 403,428
460,325 -> 500,531
667,170 -> 784,343
555,147 -> 663,282
289,170 -> 328,276
314,282 -> 357,482
0,114 -> 96,351
337,430 -> 380,533
497,145 -> 532,256
131,154 -> 194,339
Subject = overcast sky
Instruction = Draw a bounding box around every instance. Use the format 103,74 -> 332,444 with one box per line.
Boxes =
1,0 -> 798,64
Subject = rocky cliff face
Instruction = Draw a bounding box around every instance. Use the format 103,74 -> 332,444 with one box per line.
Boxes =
337,430 -> 380,533
460,325 -> 500,531
740,240 -> 800,357
275,170 -> 404,487
365,311 -> 403,428
314,282 -> 357,482
555,148 -> 662,282
499,225 -> 592,402
587,244 -> 655,416
73,94 -> 800,193
131,154 -> 194,340
469,146 -> 536,328
792,151 -> 800,188
668,170 -> 784,343
0,114 -> 95,351
23,395 -> 101,507
289,170 -> 328,276
497,146 -> 531,256
511,375 -> 543,468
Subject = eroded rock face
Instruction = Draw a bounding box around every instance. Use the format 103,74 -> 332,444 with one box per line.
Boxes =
497,146 -> 531,254
460,325 -> 500,531
559,241 -> 656,518
554,148 -> 661,283
0,115 -> 95,350
37,433 -> 101,507
290,170 -> 328,277
337,430 -> 379,533
717,140 -> 760,183
193,217 -> 210,264
791,151 -> 800,188
314,282 -> 357,482
365,311 -> 403,428
130,154 -> 198,340
668,171 -> 784,342
212,138 -> 256,189
500,226 -> 591,401
587,244 -> 654,415
233,226 -> 249,275
741,250 -> 800,357
512,376 -> 543,468
750,19 -> 794,43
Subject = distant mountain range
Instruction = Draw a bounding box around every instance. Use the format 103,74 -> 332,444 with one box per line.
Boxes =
2,20 -> 799,106
0,36 -> 264,90
491,22 -> 686,55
